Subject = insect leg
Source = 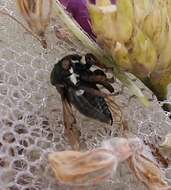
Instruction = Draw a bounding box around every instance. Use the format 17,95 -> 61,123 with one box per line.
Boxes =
80,86 -> 111,98
80,70 -> 114,93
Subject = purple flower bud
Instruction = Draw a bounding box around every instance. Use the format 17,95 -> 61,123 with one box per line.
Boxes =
59,0 -> 96,39
59,0 -> 116,39
111,0 -> 116,3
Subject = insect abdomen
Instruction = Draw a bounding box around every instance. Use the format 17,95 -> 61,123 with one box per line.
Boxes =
68,88 -> 113,124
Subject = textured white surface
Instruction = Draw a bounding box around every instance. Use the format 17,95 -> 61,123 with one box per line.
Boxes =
0,1 -> 171,190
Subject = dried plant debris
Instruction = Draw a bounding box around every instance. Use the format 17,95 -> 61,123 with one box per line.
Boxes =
49,149 -> 118,186
160,133 -> 171,148
145,141 -> 169,168
48,138 -> 132,186
54,26 -> 75,45
49,136 -> 171,189
16,0 -> 52,48
128,139 -> 171,190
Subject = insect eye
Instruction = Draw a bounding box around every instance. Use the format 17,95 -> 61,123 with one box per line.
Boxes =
62,59 -> 71,70
85,53 -> 97,64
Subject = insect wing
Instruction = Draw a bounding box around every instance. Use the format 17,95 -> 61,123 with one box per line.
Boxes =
68,87 -> 113,124
62,94 -> 80,150
105,96 -> 122,124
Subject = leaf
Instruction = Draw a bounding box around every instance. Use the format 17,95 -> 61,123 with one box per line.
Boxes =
49,136 -> 171,189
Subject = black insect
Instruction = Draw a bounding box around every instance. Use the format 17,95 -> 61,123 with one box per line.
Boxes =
50,53 -> 115,148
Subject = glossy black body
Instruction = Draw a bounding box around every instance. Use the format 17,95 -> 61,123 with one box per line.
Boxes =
50,54 -> 114,125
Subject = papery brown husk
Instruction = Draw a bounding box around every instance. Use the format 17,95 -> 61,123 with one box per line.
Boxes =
16,0 -> 52,44
48,149 -> 118,186
128,148 -> 171,190
49,135 -> 171,189
17,0 -> 52,34
48,137 -> 134,186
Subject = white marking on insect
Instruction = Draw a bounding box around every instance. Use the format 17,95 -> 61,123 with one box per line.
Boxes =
71,59 -> 79,64
69,67 -> 78,85
81,56 -> 86,64
76,89 -> 84,96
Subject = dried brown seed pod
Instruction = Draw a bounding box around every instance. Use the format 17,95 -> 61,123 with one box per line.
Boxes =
16,0 -> 52,48
49,136 -> 171,189
48,138 -> 132,186
128,139 -> 171,190
48,149 -> 118,186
